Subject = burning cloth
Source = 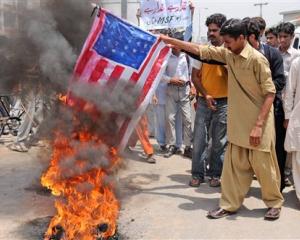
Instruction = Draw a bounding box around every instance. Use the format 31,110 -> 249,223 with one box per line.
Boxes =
42,8 -> 170,240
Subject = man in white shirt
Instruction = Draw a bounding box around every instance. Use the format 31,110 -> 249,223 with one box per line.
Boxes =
277,22 -> 300,80
163,46 -> 193,158
277,22 -> 300,186
153,81 -> 183,152
284,57 -> 300,201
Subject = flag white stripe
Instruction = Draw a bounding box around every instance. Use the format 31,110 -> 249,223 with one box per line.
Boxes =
97,62 -> 116,86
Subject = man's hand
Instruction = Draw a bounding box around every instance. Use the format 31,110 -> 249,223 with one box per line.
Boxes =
169,78 -> 185,87
189,86 -> 196,100
283,119 -> 289,129
249,125 -> 263,147
152,95 -> 158,105
159,34 -> 171,44
205,95 -> 217,111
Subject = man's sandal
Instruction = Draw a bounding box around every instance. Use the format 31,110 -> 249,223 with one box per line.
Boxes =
189,178 -> 204,187
264,207 -> 281,220
207,208 -> 236,219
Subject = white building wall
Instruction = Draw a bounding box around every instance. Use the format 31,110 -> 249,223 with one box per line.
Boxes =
281,10 -> 300,27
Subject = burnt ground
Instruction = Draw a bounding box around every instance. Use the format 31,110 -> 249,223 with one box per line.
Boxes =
1,135 -> 300,240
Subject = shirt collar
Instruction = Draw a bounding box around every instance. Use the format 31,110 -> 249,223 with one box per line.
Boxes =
279,44 -> 294,55
286,44 -> 295,55
171,52 -> 184,58
239,42 -> 252,59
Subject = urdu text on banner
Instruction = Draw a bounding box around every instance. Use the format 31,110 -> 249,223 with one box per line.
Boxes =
140,0 -> 192,30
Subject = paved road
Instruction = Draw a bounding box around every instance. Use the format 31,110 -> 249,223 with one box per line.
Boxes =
1,136 -> 300,240
118,143 -> 300,239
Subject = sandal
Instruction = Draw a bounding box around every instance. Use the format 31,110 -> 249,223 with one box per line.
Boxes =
189,177 -> 204,187
207,207 -> 235,219
209,178 -> 221,187
8,142 -> 29,152
146,154 -> 156,164
264,207 -> 281,220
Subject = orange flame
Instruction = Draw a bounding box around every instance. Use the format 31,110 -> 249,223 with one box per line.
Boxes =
42,126 -> 121,239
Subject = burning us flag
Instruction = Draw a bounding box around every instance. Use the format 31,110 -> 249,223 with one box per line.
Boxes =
42,8 -> 170,240
70,8 -> 171,151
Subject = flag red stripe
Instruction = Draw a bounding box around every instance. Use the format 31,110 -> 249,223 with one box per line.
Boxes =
75,50 -> 94,76
89,58 -> 109,83
107,65 -> 125,87
137,46 -> 170,107
75,11 -> 106,76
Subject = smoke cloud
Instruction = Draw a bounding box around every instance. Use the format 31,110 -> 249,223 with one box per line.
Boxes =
0,0 -> 143,181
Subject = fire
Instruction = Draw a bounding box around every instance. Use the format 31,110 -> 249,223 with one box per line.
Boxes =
42,116 -> 121,239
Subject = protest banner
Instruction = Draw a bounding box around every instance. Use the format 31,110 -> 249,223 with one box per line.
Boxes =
140,0 -> 192,30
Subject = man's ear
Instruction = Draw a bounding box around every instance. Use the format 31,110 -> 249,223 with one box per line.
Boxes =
239,34 -> 245,41
249,34 -> 256,42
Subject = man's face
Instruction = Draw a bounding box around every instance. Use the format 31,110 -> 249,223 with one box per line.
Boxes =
207,23 -> 222,46
223,35 -> 245,54
266,33 -> 278,48
172,47 -> 181,55
278,32 -> 294,50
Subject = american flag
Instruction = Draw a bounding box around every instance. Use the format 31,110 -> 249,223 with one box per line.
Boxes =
72,8 -> 171,151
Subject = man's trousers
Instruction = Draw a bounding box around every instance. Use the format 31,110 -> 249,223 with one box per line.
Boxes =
220,142 -> 284,212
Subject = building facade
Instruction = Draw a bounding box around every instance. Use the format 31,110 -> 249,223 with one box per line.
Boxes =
0,0 -> 43,36
280,10 -> 300,27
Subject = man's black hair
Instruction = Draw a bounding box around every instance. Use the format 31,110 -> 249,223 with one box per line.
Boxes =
276,22 -> 295,35
205,13 -> 227,28
265,27 -> 278,37
252,16 -> 266,31
243,18 -> 261,40
220,18 -> 247,39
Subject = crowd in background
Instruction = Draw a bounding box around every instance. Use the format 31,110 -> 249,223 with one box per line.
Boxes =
130,10 -> 300,219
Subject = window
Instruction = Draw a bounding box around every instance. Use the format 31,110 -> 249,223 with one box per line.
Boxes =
3,0 -> 17,29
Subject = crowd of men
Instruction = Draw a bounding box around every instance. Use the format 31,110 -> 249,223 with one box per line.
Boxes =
131,13 -> 300,221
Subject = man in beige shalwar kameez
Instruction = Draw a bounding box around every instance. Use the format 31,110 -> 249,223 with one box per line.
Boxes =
161,18 -> 284,220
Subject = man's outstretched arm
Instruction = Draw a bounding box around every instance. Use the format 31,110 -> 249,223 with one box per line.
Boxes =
160,34 -> 200,56
160,35 -> 227,64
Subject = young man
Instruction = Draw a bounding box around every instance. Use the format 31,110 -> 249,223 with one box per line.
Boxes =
245,18 -> 286,192
163,44 -> 193,158
284,57 -> 300,200
277,22 -> 300,80
189,13 -> 228,188
153,81 -> 183,152
160,18 -> 284,220
265,27 -> 279,48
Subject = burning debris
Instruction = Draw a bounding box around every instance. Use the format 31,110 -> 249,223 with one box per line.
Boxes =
49,225 -> 64,240
41,124 -> 122,240
47,223 -> 120,240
